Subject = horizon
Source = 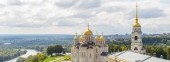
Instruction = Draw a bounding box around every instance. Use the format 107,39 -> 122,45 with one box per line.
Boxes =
0,33 -> 168,35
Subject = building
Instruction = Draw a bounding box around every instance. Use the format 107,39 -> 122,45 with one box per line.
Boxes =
106,3 -> 170,62
130,3 -> 146,54
71,24 -> 108,62
107,51 -> 170,62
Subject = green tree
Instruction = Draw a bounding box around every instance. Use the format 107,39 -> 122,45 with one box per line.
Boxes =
37,53 -> 47,62
47,45 -> 63,55
150,46 -> 156,56
146,46 -> 151,55
47,46 -> 54,56
25,55 -> 34,62
167,47 -> 170,60
17,57 -> 25,62
54,45 -> 63,54
120,44 -> 128,51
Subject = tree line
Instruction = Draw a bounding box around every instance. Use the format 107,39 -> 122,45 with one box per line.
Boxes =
108,41 -> 170,60
0,49 -> 26,62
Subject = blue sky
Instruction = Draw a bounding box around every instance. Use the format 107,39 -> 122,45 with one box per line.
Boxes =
0,0 -> 169,34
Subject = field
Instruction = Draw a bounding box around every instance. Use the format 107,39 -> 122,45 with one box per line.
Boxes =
43,55 -> 71,62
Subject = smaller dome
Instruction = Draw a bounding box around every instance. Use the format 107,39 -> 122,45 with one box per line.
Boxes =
74,35 -> 78,39
79,35 -> 85,41
100,35 -> 105,40
95,36 -> 100,40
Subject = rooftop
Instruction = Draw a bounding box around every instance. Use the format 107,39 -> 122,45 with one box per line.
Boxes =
108,51 -> 170,62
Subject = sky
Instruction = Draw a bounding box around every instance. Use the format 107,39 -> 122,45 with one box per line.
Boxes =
0,0 -> 169,35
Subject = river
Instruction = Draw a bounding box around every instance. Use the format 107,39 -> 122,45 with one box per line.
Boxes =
5,49 -> 39,62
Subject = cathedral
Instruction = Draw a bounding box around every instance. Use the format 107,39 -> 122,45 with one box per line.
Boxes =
130,3 -> 146,54
71,24 -> 108,62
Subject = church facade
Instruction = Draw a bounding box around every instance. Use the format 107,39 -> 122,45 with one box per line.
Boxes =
71,24 -> 108,62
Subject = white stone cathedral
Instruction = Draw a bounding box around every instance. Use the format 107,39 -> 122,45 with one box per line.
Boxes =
131,4 -> 146,54
71,24 -> 108,62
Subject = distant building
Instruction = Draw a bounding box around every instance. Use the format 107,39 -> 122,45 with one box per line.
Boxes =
71,24 -> 108,62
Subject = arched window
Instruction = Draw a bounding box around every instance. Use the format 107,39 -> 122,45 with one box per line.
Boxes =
141,46 -> 145,50
134,47 -> 138,50
134,36 -> 138,40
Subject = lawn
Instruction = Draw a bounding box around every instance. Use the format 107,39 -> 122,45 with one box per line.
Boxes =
43,55 -> 71,62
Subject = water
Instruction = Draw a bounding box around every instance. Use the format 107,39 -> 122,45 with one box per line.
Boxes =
5,49 -> 39,62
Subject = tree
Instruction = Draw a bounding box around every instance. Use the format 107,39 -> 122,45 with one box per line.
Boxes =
156,46 -> 163,58
54,45 -> 63,54
37,53 -> 47,61
16,57 -> 25,62
120,44 -> 128,51
146,46 -> 151,55
32,55 -> 39,62
150,46 -> 156,56
47,46 -> 54,56
167,47 -> 170,60
25,55 -> 34,62
47,45 -> 63,55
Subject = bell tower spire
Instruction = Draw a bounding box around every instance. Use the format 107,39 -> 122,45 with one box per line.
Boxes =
133,2 -> 141,27
88,23 -> 90,30
135,2 -> 138,23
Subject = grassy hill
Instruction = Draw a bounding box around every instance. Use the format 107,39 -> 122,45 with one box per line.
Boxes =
43,55 -> 71,62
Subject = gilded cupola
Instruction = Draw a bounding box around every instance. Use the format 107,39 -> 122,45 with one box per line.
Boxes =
84,24 -> 93,35
100,35 -> 105,40
79,35 -> 85,41
100,33 -> 105,40
95,36 -> 100,40
74,33 -> 78,39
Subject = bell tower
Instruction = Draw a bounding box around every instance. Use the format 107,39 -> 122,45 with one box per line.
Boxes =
131,2 -> 146,54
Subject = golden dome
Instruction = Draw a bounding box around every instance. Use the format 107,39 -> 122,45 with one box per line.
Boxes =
95,36 -> 100,40
79,35 -> 85,41
74,33 -> 78,39
84,30 -> 93,35
74,36 -> 78,39
100,35 -> 105,40
133,20 -> 141,27
84,24 -> 93,35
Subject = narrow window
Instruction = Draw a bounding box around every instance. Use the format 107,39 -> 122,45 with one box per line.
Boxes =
134,36 -> 138,40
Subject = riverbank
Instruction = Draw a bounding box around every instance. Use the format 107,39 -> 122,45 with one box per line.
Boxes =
5,49 -> 39,62
0,49 -> 26,62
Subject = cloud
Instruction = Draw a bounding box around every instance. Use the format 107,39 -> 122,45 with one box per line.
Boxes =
0,0 -> 169,34
73,0 -> 101,9
139,8 -> 165,18
160,0 -> 170,4
55,0 -> 77,8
